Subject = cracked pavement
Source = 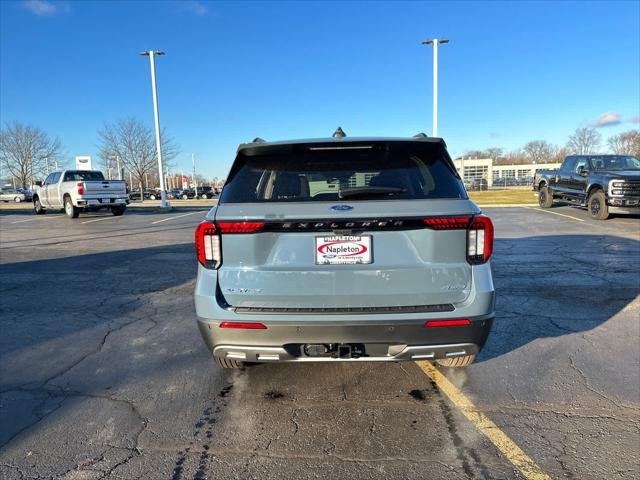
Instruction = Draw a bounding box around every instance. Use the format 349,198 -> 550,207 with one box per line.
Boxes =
0,206 -> 639,479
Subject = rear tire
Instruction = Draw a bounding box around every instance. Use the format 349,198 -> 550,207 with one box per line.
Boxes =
215,357 -> 244,369
111,205 -> 126,216
33,197 -> 45,215
64,196 -> 79,219
538,186 -> 554,208
14,197 -> 22,203
437,354 -> 476,368
588,189 -> 609,220
182,194 -> 188,200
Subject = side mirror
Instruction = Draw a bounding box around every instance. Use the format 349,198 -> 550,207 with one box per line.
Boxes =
35,181 -> 43,187
577,167 -> 588,177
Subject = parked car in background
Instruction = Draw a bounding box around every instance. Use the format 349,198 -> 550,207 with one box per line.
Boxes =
175,189 -> 196,200
195,133 -> 495,370
0,187 -> 26,202
534,154 -> 640,219
17,188 -> 34,201
33,170 -> 129,218
129,188 -> 157,200
197,186 -> 217,199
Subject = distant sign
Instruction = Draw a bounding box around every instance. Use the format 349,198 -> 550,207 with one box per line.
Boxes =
75,156 -> 92,170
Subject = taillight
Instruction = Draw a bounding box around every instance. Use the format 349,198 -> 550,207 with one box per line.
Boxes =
195,221 -> 221,269
217,222 -> 265,233
423,216 -> 471,229
422,215 -> 494,265
77,182 -> 84,195
424,319 -> 471,328
467,215 -> 493,264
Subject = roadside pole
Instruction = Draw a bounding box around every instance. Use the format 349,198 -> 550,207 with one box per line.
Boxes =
192,153 -> 198,198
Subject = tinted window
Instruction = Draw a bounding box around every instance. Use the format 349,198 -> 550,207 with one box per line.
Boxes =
44,173 -> 55,185
50,172 -> 61,183
588,156 -> 640,171
63,170 -> 106,181
561,157 -> 577,173
575,157 -> 588,173
220,142 -> 465,203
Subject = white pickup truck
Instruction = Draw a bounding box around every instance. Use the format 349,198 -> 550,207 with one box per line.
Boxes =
33,170 -> 129,218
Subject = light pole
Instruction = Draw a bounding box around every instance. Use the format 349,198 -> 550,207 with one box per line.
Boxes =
192,153 -> 198,198
422,38 -> 449,137
140,50 -> 169,208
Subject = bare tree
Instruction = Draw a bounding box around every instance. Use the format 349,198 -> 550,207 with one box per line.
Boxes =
0,122 -> 64,188
97,118 -> 179,200
567,127 -> 601,154
523,140 -> 557,164
607,130 -> 640,157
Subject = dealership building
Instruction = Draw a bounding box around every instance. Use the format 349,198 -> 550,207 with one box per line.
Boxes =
452,157 -> 561,186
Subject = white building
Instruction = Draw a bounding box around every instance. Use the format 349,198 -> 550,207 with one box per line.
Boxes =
452,158 -> 561,187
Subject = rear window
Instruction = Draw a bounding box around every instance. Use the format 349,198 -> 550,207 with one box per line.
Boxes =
63,171 -> 105,182
220,142 -> 466,203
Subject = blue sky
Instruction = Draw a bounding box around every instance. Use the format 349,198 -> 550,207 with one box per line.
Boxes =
1,0 -> 639,178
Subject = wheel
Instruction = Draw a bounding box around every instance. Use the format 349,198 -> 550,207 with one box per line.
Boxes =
588,189 -> 609,220
64,196 -> 79,219
201,194 -> 207,199
182,194 -> 188,200
538,186 -> 554,208
111,205 -> 126,216
215,357 -> 244,369
150,195 -> 156,200
14,197 -> 22,203
437,354 -> 476,368
33,197 -> 45,215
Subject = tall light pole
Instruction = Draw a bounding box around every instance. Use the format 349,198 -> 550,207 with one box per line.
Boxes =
140,50 -> 169,208
422,38 -> 449,137
192,153 -> 198,198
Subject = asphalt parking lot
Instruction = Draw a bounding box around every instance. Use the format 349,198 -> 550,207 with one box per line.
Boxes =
0,205 -> 638,479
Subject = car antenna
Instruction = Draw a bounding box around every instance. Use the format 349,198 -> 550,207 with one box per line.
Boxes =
252,137 -> 266,143
413,132 -> 428,138
332,127 -> 346,138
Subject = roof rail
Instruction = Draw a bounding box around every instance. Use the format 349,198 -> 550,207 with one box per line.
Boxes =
413,132 -> 429,138
251,137 -> 266,143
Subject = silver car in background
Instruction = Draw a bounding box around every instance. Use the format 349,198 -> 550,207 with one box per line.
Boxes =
0,187 -> 26,203
195,134 -> 495,369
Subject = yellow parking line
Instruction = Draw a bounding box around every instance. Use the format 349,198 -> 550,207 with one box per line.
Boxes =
416,361 -> 551,480
150,211 -> 202,225
522,206 -> 585,222
81,216 -> 121,224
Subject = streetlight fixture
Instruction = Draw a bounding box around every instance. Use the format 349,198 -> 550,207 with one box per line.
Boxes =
139,50 -> 169,208
421,38 -> 449,137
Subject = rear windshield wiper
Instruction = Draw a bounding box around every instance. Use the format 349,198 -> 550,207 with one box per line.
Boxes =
338,186 -> 407,199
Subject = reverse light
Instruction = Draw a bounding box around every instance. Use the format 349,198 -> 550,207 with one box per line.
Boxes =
77,182 -> 85,196
467,215 -> 494,264
219,322 -> 267,329
424,319 -> 471,328
195,221 -> 221,268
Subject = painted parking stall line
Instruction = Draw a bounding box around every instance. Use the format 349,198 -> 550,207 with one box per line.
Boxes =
10,215 -> 65,224
150,211 -> 203,225
522,206 -> 585,223
80,216 -> 122,224
417,362 -> 551,480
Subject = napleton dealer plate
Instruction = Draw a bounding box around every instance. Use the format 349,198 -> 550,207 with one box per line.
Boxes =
315,235 -> 372,265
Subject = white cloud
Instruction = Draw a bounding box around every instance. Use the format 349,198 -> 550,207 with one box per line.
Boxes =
181,0 -> 208,16
22,0 -> 59,16
593,111 -> 622,128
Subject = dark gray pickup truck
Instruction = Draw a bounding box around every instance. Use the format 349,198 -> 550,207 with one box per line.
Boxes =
533,154 -> 640,219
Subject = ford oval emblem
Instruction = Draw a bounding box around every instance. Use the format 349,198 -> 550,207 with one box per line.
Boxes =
331,204 -> 354,211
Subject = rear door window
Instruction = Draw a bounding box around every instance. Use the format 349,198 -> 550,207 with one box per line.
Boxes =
63,171 -> 106,182
220,142 -> 465,203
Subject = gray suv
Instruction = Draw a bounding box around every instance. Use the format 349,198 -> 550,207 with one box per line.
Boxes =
195,134 -> 495,369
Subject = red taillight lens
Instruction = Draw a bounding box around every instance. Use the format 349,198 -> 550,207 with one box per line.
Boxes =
195,221 -> 220,268
219,322 -> 267,329
77,182 -> 84,195
424,319 -> 471,328
217,222 -> 265,234
423,216 -> 471,229
467,215 -> 494,264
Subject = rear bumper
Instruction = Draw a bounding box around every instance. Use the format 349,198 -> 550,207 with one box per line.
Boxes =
76,197 -> 129,208
195,262 -> 495,363
197,317 -> 492,363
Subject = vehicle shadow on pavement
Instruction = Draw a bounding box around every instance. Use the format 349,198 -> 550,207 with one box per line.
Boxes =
478,233 -> 640,362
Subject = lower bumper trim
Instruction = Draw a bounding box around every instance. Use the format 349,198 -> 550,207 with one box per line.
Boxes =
213,342 -> 478,363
